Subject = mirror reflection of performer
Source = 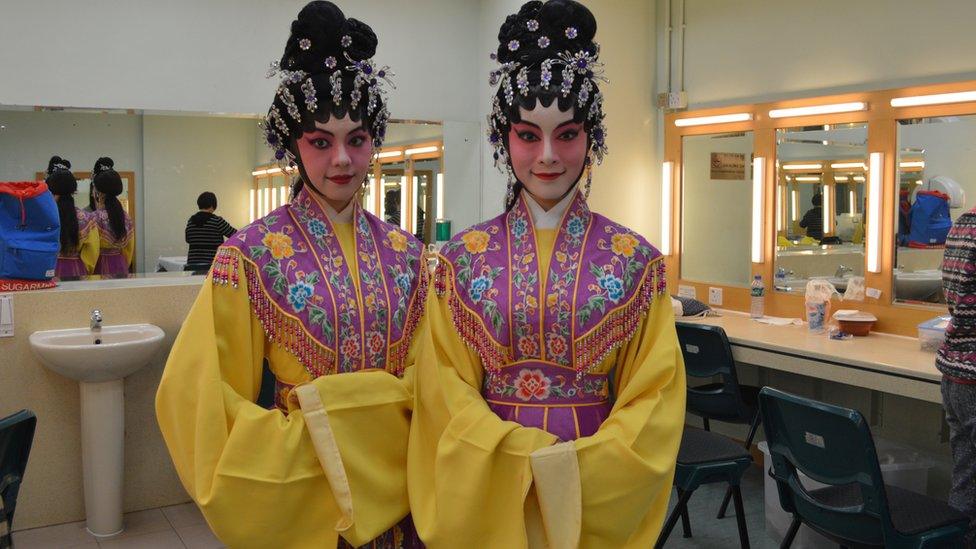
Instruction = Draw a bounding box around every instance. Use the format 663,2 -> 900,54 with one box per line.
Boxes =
90,158 -> 134,277
156,2 -> 427,546
46,156 -> 99,278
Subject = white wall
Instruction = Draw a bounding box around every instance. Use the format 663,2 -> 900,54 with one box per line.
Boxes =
657,0 -> 976,109
142,115 -> 257,267
476,0 -> 660,241
0,0 -> 481,123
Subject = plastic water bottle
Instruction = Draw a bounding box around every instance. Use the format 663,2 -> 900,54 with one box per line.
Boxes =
750,275 -> 765,319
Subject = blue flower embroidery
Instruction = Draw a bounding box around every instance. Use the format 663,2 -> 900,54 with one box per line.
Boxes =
307,218 -> 328,238
567,215 -> 586,239
469,275 -> 492,303
598,273 -> 625,303
287,279 -> 316,312
511,217 -> 528,239
395,272 -> 413,294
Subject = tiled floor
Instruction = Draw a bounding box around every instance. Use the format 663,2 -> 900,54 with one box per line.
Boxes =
12,503 -> 223,549
12,467 -> 777,549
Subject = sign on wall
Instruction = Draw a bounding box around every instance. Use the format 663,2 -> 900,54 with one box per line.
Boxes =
710,152 -> 746,180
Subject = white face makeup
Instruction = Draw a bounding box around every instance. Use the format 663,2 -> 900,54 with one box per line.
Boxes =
507,102 -> 588,210
294,115 -> 373,215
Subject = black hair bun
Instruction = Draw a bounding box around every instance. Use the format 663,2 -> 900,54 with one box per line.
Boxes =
47,155 -> 71,175
280,1 -> 378,73
93,156 -> 115,176
496,0 -> 597,65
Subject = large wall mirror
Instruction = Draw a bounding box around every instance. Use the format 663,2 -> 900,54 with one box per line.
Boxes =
681,131 -> 754,287
774,122 -> 867,294
0,106 -> 459,286
894,115 -> 976,305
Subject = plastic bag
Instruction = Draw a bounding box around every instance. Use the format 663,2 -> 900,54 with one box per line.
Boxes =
805,279 -> 839,333
843,276 -> 866,301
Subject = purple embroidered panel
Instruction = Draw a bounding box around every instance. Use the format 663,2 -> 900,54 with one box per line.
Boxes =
484,361 -> 611,441
93,209 -> 133,251
216,187 -> 426,378
437,191 -> 664,377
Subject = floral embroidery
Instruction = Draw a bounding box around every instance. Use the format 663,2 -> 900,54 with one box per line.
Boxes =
514,369 -> 551,401
611,233 -> 639,258
387,230 -> 408,252
511,217 -> 528,239
517,336 -> 540,357
566,214 -> 586,240
286,278 -> 316,312
597,271 -> 625,303
306,218 -> 328,238
546,333 -> 568,358
262,231 -> 295,260
462,230 -> 491,254
340,336 -> 361,357
366,331 -> 385,355
469,275 -> 492,303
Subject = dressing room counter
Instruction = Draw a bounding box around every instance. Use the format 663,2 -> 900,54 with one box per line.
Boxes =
681,311 -> 943,403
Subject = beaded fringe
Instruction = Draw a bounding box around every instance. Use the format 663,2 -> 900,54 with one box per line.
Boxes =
573,259 -> 667,375
212,247 -> 336,378
436,259 -> 512,373
387,251 -> 431,377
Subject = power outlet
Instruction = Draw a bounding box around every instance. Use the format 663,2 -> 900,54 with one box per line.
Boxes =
677,285 -> 696,299
708,287 -> 723,306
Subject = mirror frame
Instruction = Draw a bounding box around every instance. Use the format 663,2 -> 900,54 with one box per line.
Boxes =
663,79 -> 976,336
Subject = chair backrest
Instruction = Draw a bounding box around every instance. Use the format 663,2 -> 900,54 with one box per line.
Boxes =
759,388 -> 893,546
0,410 -> 37,533
676,322 -> 750,421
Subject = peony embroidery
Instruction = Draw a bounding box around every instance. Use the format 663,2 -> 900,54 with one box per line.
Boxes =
598,273 -> 625,303
286,279 -> 316,313
517,336 -> 540,357
387,230 -> 408,252
610,233 -> 639,258
340,336 -> 361,357
567,214 -> 586,239
511,217 -> 528,239
546,333 -> 568,358
262,232 -> 295,260
469,275 -> 492,303
366,331 -> 385,354
306,218 -> 328,238
462,230 -> 491,254
514,368 -> 552,401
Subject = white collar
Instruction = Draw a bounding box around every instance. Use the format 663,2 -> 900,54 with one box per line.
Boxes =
522,187 -> 576,230
323,198 -> 355,224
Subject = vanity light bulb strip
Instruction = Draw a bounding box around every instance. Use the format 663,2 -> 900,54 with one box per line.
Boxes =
768,102 -> 867,119
783,163 -> 823,171
866,152 -> 884,273
674,113 -> 752,127
661,161 -> 673,256
751,157 -> 765,264
891,90 -> 976,107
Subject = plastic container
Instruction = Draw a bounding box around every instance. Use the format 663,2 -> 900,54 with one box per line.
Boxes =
750,275 -> 765,319
760,439 -> 933,548
833,310 -> 878,337
918,316 -> 951,352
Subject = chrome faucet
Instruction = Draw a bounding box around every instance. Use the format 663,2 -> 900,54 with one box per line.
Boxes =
834,265 -> 853,278
90,309 -> 103,331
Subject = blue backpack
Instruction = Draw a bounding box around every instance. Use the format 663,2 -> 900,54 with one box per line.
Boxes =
908,190 -> 953,248
0,182 -> 60,280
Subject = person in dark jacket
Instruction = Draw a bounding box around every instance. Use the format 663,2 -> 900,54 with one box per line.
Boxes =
799,192 -> 824,240
185,192 -> 236,271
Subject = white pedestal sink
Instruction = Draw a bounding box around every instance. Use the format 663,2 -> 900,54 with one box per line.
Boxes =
29,323 -> 164,538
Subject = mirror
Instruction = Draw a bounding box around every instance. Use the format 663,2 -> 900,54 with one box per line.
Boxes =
0,105 -> 453,286
893,115 -> 976,304
681,131 -> 755,287
773,122 -> 868,294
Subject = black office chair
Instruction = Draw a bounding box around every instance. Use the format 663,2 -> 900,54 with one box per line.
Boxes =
656,426 -> 753,548
0,410 -> 37,549
760,387 -> 967,548
676,322 -> 761,519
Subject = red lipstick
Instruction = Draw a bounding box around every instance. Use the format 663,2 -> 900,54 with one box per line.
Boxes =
533,172 -> 564,181
329,174 -> 354,185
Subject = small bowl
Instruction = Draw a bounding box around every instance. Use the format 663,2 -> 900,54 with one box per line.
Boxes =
837,318 -> 875,336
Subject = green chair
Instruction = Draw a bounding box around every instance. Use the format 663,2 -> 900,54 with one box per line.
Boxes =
0,410 -> 37,549
654,426 -> 754,548
759,387 -> 967,548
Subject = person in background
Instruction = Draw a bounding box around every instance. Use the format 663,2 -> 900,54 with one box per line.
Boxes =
46,156 -> 99,278
184,191 -> 235,271
799,192 -> 824,240
939,206 -> 976,545
91,158 -> 134,277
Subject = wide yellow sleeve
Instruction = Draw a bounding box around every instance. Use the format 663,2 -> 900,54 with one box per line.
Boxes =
408,285 -> 559,548
79,224 -> 100,274
155,255 -> 345,549
122,234 -> 135,267
284,318 -> 424,546
571,294 -> 686,547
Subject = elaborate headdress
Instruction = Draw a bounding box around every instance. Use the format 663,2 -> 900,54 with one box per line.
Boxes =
487,0 -> 609,205
263,1 -> 394,167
